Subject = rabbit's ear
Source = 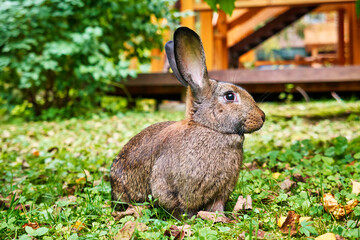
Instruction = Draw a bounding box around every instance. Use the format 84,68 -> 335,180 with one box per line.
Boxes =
165,41 -> 188,87
174,27 -> 209,92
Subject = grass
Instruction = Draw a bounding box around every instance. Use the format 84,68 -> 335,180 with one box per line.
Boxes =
1,100 -> 360,239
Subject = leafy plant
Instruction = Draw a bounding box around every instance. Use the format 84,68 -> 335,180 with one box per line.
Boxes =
0,0 -> 177,119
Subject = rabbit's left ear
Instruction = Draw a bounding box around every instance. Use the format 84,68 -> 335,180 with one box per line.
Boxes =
165,41 -> 188,87
173,27 -> 209,93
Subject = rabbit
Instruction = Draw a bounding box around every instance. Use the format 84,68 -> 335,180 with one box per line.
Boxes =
110,26 -> 265,217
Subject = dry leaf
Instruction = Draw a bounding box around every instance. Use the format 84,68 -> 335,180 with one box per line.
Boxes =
0,194 -> 20,209
279,211 -> 300,236
22,221 -> 40,230
351,180 -> 360,195
197,211 -> 232,223
233,195 -> 252,212
238,229 -> 268,240
243,162 -> 258,170
164,224 -> 192,240
114,221 -> 148,240
335,235 -> 346,240
323,193 -> 359,219
277,216 -> 311,227
292,173 -> 307,183
280,178 -> 296,191
32,149 -> 40,157
75,177 -> 86,184
112,205 -> 147,221
71,221 -> 86,232
272,172 -> 281,179
315,232 -> 336,240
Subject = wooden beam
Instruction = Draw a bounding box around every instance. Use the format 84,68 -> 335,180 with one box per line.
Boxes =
347,3 -> 360,65
228,8 -> 263,30
194,0 -> 356,10
227,7 -> 289,47
337,8 -> 345,65
120,66 -> 360,97
181,0 -> 195,29
213,10 -> 228,70
200,10 -> 214,70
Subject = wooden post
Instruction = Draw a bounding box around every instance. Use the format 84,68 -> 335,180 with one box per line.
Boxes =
337,8 -> 345,65
214,10 -> 228,70
347,3 -> 360,65
200,10 -> 214,70
181,0 -> 195,29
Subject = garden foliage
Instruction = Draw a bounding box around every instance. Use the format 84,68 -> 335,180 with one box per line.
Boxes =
0,0 -> 176,119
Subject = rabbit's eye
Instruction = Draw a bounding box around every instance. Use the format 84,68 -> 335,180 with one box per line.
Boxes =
224,92 -> 236,102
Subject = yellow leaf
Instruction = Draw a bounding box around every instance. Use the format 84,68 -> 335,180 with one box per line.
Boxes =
315,232 -> 336,240
71,221 -> 86,232
32,149 -> 40,157
272,172 -> 281,179
323,193 -> 359,219
75,177 -> 86,184
351,179 -> 360,195
278,216 -> 311,227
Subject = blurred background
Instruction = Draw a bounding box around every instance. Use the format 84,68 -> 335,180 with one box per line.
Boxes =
1,0 -> 359,121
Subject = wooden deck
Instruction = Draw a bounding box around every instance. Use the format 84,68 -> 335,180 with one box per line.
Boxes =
116,66 -> 360,101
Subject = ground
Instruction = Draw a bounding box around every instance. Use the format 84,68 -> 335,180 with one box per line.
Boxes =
1,100 -> 360,239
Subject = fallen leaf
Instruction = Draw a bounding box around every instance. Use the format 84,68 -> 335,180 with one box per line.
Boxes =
279,211 -> 300,236
22,221 -> 40,230
75,177 -> 86,184
197,211 -> 232,223
277,216 -> 311,227
280,178 -> 296,191
233,195 -> 252,212
164,224 -> 192,240
32,149 -> 40,157
238,229 -> 269,239
323,193 -> 359,219
71,221 -> 86,232
272,172 -> 281,179
243,162 -> 258,170
112,205 -> 147,221
22,160 -> 30,169
315,232 -> 336,240
114,221 -> 148,240
335,235 -> 346,240
0,194 -> 19,209
292,173 -> 307,183
351,180 -> 360,195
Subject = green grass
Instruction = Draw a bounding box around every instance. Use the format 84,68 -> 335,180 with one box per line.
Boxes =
1,100 -> 360,239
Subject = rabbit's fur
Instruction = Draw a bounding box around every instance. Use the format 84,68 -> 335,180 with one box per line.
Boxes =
110,27 -> 265,217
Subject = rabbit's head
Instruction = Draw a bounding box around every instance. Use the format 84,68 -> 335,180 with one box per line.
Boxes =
166,27 -> 264,135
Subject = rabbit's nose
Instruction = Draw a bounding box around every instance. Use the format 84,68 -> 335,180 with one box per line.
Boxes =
261,113 -> 265,122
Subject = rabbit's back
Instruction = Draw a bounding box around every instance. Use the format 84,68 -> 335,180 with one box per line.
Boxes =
110,121 -> 176,204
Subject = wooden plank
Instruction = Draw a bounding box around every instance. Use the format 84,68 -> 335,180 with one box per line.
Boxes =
126,66 -> 360,86
181,0 -> 195,29
200,10 -> 214,70
117,67 -> 360,99
227,7 -> 289,47
347,3 -> 360,65
194,0 -> 356,10
213,10 -> 228,69
228,8 -> 262,30
337,8 -> 345,65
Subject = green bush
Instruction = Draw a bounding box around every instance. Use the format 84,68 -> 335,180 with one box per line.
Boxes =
0,0 -> 177,119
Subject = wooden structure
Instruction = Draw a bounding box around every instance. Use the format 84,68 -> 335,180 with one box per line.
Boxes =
150,0 -> 360,71
117,66 -> 360,101
124,0 -> 360,102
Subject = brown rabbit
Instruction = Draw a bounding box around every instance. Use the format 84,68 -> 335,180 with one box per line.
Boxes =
110,27 -> 265,217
